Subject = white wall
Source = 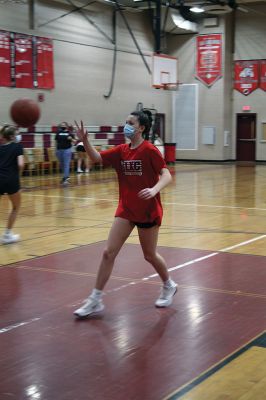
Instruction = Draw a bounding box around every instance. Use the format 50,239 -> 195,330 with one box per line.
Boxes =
1,1 -> 266,161
167,16 -> 232,160
233,4 -> 266,160
0,1 -> 171,129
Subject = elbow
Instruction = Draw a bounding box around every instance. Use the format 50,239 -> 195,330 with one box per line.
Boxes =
92,154 -> 102,164
163,169 -> 172,184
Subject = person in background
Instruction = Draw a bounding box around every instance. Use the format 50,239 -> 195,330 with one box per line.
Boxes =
76,141 -> 90,173
0,125 -> 24,244
73,111 -> 177,318
55,122 -> 75,185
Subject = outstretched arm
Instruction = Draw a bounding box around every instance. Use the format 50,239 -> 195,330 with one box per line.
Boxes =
138,168 -> 172,200
75,120 -> 102,164
17,155 -> 24,171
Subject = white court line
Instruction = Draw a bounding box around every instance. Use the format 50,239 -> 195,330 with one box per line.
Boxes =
23,193 -> 117,202
0,318 -> 41,334
145,234 -> 266,279
24,193 -> 266,211
2,224 -> 265,334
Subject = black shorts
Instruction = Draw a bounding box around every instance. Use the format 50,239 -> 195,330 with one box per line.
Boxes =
133,220 -> 158,229
0,178 -> 20,195
76,145 -> 86,153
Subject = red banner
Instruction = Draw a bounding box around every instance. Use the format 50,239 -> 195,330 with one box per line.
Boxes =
259,60 -> 266,91
196,34 -> 222,87
234,60 -> 259,95
0,30 -> 12,87
36,37 -> 54,89
14,33 -> 34,88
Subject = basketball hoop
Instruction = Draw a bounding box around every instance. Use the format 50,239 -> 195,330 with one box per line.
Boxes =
162,82 -> 179,91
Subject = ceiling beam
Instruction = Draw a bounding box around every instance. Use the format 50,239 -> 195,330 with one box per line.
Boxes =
29,0 -> 35,29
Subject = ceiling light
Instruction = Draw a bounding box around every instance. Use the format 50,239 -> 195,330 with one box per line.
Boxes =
172,14 -> 197,31
190,6 -> 205,13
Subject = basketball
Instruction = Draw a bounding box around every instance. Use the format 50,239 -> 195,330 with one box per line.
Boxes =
10,98 -> 41,127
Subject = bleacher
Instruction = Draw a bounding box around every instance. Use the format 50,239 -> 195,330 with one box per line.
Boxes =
20,125 -> 125,175
20,124 -> 125,149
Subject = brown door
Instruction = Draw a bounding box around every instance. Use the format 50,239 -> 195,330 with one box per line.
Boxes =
236,114 -> 256,162
154,113 -> 165,142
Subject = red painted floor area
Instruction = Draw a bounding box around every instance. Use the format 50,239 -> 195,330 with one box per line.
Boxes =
0,243 -> 266,400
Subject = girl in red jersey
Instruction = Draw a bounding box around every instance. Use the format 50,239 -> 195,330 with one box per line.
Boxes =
0,125 -> 24,244
74,112 -> 177,318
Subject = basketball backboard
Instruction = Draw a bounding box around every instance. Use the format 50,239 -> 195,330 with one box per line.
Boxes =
152,53 -> 178,89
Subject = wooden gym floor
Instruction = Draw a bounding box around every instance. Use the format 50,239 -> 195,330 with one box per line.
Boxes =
0,163 -> 266,400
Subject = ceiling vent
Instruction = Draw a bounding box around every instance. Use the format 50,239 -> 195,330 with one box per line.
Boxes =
204,4 -> 233,14
162,8 -> 198,34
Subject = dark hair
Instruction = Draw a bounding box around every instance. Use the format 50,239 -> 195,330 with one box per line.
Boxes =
131,111 -> 151,135
0,125 -> 17,140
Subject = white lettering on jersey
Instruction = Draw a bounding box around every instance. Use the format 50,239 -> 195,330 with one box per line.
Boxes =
121,160 -> 142,176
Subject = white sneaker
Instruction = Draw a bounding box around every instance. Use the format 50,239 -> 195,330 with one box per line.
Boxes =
77,169 -> 83,173
155,283 -> 178,308
74,296 -> 104,318
1,232 -> 20,244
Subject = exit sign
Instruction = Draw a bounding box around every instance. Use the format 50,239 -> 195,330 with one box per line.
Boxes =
242,105 -> 251,111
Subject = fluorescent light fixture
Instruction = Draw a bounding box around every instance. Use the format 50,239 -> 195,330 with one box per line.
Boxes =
172,14 -> 197,31
190,6 -> 205,13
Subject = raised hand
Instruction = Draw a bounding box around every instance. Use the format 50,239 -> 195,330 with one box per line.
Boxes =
74,120 -> 88,142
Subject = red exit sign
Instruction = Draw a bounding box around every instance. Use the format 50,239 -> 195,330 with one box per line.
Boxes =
242,105 -> 251,111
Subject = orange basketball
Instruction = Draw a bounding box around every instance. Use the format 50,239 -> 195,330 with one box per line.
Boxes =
10,98 -> 41,127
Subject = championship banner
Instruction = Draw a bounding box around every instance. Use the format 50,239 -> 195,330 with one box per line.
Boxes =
196,34 -> 222,87
259,60 -> 266,91
0,30 -> 12,87
36,37 -> 54,89
234,60 -> 259,95
14,33 -> 34,88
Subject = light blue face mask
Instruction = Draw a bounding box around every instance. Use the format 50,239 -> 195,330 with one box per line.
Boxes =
123,123 -> 136,138
15,134 -> 22,143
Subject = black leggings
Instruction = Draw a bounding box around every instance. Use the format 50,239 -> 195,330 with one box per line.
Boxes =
132,221 -> 158,229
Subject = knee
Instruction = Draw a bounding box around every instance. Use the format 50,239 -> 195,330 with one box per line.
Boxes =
11,203 -> 20,212
143,252 -> 156,264
102,248 -> 117,263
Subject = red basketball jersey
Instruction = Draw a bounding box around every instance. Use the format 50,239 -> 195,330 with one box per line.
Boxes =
100,141 -> 167,225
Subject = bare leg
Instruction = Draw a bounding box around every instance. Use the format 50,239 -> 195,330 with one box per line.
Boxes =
95,217 -> 135,290
77,154 -> 82,171
137,225 -> 169,283
7,192 -> 21,230
84,155 -> 90,171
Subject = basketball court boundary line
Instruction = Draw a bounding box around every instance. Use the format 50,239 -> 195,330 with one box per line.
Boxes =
147,234 -> 266,278
0,318 -> 41,334
162,330 -> 266,400
1,238 -> 266,336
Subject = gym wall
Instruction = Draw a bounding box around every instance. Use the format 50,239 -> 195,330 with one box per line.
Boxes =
0,1 -> 171,133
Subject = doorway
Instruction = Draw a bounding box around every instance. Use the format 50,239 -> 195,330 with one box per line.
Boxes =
154,113 -> 165,142
236,114 -> 256,163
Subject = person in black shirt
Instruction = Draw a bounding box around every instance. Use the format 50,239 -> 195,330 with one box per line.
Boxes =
55,122 -> 75,185
0,125 -> 24,244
